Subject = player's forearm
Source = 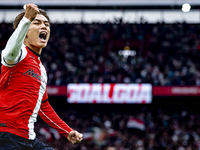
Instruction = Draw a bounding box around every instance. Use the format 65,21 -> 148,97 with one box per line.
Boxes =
39,101 -> 73,138
3,17 -> 31,63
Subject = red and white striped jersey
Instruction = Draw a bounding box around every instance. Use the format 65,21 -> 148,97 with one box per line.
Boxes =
0,17 -> 73,140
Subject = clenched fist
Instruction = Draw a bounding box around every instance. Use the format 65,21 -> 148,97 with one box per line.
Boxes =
24,4 -> 39,22
67,130 -> 83,144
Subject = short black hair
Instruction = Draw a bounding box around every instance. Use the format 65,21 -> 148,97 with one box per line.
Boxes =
13,9 -> 50,29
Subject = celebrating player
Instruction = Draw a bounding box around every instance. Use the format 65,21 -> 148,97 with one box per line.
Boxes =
0,4 -> 83,149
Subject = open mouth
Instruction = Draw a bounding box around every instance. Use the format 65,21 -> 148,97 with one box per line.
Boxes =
39,31 -> 47,41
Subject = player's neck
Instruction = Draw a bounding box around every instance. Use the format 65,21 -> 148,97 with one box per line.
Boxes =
25,43 -> 42,55
31,46 -> 42,55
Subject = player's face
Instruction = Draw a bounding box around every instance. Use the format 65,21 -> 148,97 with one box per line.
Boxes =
26,14 -> 50,52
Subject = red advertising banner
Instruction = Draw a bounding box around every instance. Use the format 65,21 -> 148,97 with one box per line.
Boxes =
47,86 -> 67,96
47,85 -> 200,101
153,86 -> 200,96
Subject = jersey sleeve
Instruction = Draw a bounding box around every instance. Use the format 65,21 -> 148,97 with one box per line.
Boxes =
39,100 -> 73,138
2,17 -> 31,66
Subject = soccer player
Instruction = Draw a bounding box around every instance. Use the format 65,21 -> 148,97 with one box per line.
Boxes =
0,4 -> 83,149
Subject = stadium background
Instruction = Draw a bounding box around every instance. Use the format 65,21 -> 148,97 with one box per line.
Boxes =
1,0 -> 200,149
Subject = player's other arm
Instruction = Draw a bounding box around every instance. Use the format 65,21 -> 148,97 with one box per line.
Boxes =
39,100 -> 83,144
3,4 -> 38,65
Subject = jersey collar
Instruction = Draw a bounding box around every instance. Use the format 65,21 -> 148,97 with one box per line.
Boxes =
26,46 -> 41,57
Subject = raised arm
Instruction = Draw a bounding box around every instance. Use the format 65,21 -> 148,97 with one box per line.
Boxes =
3,4 -> 39,65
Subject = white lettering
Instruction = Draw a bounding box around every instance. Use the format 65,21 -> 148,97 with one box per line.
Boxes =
172,87 -> 200,94
67,83 -> 152,104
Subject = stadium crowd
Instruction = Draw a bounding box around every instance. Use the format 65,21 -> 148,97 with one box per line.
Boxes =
41,22 -> 200,86
1,21 -> 200,86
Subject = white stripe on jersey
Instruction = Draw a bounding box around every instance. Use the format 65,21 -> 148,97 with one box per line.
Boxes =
28,61 -> 47,140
